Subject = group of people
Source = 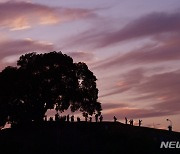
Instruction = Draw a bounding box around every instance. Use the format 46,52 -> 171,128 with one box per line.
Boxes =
55,113 -> 75,122
95,114 -> 103,122
45,113 -> 143,126
114,116 -> 142,126
45,113 -> 104,123
126,117 -> 142,126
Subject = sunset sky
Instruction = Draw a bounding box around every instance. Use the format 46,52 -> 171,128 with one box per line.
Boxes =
0,0 -> 180,131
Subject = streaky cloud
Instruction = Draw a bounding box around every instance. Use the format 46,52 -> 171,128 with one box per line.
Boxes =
0,1 -> 96,30
93,34 -> 180,70
66,11 -> 180,49
101,69 -> 180,116
0,39 -> 54,69
103,107 -> 175,120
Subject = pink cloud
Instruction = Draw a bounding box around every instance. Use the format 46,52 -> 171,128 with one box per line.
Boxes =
0,1 -> 96,30
136,70 -> 180,112
102,103 -> 127,110
67,51 -> 95,63
100,68 -> 144,97
103,107 -> 174,120
101,68 -> 180,117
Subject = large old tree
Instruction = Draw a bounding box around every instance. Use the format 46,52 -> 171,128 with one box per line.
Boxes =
0,52 -> 101,126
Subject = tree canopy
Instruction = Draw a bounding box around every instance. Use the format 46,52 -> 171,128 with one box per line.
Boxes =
0,51 -> 101,126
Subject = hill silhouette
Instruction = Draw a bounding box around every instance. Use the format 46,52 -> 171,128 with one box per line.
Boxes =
0,122 -> 179,154
0,52 -> 179,154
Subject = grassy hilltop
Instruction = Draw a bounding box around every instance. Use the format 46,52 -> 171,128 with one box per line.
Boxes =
0,122 -> 180,154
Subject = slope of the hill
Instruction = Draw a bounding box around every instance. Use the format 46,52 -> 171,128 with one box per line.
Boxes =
0,122 -> 179,154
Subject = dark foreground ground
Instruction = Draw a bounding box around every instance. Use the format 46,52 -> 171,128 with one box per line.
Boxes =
0,122 -> 180,154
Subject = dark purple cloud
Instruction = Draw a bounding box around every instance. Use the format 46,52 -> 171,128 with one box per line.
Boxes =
93,34 -> 180,70
0,39 -> 54,58
0,39 -> 54,70
97,11 -> 180,48
66,11 -> 180,48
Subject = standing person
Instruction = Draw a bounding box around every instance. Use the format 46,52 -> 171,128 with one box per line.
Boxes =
77,117 -> 80,122
85,116 -> 88,122
99,115 -> 103,122
49,117 -> 53,121
67,114 -> 70,122
71,115 -> 74,122
113,116 -> 117,122
89,117 -> 92,122
139,119 -> 142,127
55,112 -> 59,121
83,113 -> 88,122
168,125 -> 172,131
125,117 -> 128,124
63,115 -> 66,122
129,119 -> 133,125
131,119 -> 134,126
95,114 -> 98,122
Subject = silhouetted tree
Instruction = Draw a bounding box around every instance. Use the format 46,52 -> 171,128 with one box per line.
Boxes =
0,51 -> 102,127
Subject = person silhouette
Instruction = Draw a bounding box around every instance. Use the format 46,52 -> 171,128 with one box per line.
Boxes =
83,113 -> 88,122
168,125 -> 172,131
131,119 -> 134,126
139,119 -> 142,127
71,115 -> 74,122
95,114 -> 98,122
77,117 -> 80,122
113,116 -> 117,122
49,117 -> 53,121
55,113 -> 60,121
67,114 -> 70,122
85,116 -> 88,122
129,119 -> 133,125
89,117 -> 92,122
99,115 -> 103,122
125,117 -> 128,124
63,115 -> 66,121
